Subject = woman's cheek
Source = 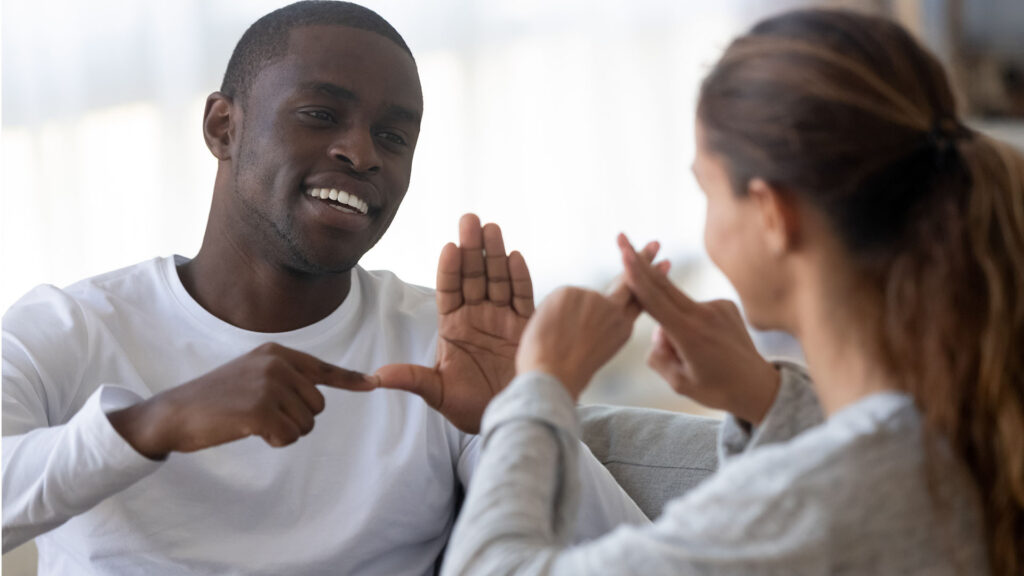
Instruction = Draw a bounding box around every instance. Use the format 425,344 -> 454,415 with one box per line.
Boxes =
704,206 -> 731,276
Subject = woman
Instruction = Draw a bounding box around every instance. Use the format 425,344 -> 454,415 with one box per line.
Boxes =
441,8 -> 1023,576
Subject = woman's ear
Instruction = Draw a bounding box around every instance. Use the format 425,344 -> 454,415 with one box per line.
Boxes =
203,92 -> 236,161
747,178 -> 801,256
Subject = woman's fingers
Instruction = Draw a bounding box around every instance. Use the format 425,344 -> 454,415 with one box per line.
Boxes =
646,328 -> 681,383
645,326 -> 693,394
607,240 -> 660,309
617,234 -> 698,328
516,287 -> 635,398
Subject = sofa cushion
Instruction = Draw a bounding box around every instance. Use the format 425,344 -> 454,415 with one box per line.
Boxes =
579,405 -> 720,519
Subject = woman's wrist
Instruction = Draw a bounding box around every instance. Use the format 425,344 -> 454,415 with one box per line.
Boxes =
515,361 -> 582,400
735,363 -> 782,426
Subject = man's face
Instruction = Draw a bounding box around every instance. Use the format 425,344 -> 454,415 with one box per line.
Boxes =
226,25 -> 423,274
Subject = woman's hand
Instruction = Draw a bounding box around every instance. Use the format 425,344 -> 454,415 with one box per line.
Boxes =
515,243 -> 662,399
618,234 -> 780,425
515,287 -> 635,400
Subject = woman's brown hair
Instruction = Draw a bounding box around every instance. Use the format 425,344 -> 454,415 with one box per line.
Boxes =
698,9 -> 1024,574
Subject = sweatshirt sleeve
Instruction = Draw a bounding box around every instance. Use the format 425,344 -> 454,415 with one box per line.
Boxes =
718,360 -> 823,464
441,372 -> 581,575
440,371 -> 830,576
453,382 -> 648,547
2,287 -> 162,551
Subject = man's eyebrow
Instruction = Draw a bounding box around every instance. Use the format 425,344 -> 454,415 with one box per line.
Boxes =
386,103 -> 421,124
299,81 -> 357,101
298,82 -> 420,124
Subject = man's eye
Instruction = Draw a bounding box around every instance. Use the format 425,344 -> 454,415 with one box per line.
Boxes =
377,131 -> 407,146
302,110 -> 335,123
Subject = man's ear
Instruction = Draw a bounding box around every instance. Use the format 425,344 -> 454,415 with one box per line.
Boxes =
203,92 -> 237,161
747,178 -> 800,256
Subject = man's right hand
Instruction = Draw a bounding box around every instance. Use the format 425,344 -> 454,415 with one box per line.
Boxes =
108,342 -> 377,460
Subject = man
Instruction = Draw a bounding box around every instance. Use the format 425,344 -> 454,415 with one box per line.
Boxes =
1,3 -> 646,574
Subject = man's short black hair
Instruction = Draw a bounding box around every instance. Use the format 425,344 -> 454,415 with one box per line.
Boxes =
221,1 -> 413,102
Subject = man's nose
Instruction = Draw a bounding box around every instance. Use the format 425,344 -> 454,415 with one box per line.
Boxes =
328,127 -> 381,175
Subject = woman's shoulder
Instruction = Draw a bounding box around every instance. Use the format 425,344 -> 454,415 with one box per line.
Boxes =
661,393 -> 926,532
657,392 -> 985,572
719,391 -> 923,491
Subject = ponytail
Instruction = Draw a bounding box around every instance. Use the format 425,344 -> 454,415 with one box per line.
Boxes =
881,131 -> 1024,575
951,135 -> 1024,574
698,9 -> 1024,573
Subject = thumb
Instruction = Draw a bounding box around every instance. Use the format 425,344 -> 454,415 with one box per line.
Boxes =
374,364 -> 443,409
647,327 -> 693,390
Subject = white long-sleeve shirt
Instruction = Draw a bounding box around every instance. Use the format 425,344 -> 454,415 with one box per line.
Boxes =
2,256 -> 646,575
442,372 -> 990,576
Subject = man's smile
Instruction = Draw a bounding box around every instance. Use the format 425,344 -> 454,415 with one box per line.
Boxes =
306,187 -> 369,215
300,185 -> 375,232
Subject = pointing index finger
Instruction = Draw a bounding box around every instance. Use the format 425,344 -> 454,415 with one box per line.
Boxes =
618,234 -> 699,322
315,364 -> 379,392
607,239 -> 660,308
273,346 -> 378,392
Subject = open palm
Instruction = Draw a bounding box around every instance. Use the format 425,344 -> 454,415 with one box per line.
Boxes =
375,214 -> 533,433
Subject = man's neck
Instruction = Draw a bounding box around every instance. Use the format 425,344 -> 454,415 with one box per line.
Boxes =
177,240 -> 353,333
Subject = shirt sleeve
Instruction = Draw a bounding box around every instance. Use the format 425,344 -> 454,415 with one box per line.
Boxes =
2,385 -> 163,551
718,360 -> 823,464
2,288 -> 162,552
454,380 -> 648,546
440,371 -> 830,576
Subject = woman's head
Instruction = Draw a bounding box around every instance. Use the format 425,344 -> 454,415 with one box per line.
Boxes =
696,8 -> 1024,573
695,9 -> 965,329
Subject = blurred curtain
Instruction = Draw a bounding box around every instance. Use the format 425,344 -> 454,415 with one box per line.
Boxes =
1,0 -> 843,310
6,0 -> 889,413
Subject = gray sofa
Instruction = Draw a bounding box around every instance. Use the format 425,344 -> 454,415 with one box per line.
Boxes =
578,405 -> 720,519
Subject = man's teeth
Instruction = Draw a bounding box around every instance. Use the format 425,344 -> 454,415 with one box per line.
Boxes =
306,188 -> 368,215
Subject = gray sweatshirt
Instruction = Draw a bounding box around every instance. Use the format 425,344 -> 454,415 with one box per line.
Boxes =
442,370 -> 989,575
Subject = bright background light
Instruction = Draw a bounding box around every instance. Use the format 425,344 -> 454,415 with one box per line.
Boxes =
5,0 -> 824,417
24,0 -> 1024,419
6,0 -> 1023,571
2,0 -> 749,311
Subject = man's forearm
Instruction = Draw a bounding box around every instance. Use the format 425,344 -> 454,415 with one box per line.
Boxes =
2,386 -> 161,551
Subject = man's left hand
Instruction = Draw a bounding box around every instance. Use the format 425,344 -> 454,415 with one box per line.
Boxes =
373,214 -> 533,433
